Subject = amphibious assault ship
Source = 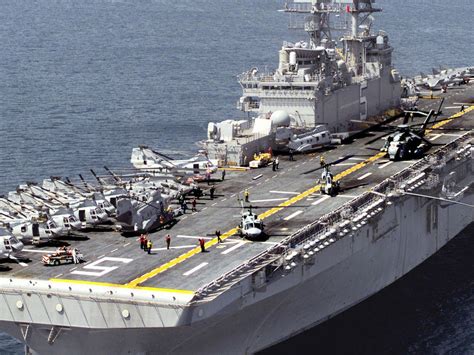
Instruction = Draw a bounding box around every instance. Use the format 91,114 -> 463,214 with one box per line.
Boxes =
1,1 -> 473,354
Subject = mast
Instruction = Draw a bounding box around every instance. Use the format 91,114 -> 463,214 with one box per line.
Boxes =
284,0 -> 341,49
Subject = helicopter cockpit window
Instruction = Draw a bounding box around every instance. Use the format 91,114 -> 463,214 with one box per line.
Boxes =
4,239 -> 11,248
21,226 -> 27,233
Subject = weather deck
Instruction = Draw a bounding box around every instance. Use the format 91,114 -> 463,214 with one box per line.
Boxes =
2,83 -> 474,295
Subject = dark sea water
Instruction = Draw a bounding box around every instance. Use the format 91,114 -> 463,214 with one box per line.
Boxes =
0,0 -> 473,353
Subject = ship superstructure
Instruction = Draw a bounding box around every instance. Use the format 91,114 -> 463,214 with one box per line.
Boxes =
204,0 -> 401,166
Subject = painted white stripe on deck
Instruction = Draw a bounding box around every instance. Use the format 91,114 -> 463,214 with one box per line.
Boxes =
183,262 -> 208,276
221,241 -> 245,255
444,106 -> 461,109
9,256 -> 27,267
177,235 -> 212,240
430,133 -> 442,141
21,249 -> 54,254
357,172 -> 372,180
311,195 -> 330,205
284,210 -> 303,221
250,198 -> 288,203
379,161 -> 393,169
152,245 -> 196,251
349,157 -> 366,161
335,163 -> 356,166
270,190 -> 300,195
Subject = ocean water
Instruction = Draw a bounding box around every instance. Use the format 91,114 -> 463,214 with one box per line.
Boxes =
0,0 -> 473,353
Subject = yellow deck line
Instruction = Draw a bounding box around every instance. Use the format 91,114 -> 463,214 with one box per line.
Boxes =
428,105 -> 474,131
126,152 -> 386,287
49,278 -> 194,294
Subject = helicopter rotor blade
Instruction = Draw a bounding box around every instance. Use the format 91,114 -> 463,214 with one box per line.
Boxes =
365,131 -> 393,145
302,155 -> 354,175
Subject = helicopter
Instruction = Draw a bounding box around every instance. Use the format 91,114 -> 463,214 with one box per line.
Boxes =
365,96 -> 467,162
0,211 -> 63,244
238,205 -> 265,240
0,227 -> 24,259
302,156 -> 367,197
1,193 -> 81,234
131,146 -> 218,178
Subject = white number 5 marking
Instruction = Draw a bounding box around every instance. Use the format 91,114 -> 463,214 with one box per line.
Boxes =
71,257 -> 133,277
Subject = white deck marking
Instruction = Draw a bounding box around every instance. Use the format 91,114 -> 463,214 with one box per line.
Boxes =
181,216 -> 187,220
284,210 -> 303,221
98,254 -> 105,259
54,273 -> 63,278
311,195 -> 330,205
21,249 -> 54,253
211,202 -> 217,206
379,161 -> 393,169
357,172 -> 372,180
270,190 -> 300,195
430,133 -> 442,141
202,207 -> 208,211
110,248 -> 118,253
70,267 -> 78,271
71,257 -> 133,277
123,242 -> 130,247
152,245 -> 196,251
264,178 -> 270,182
221,241 -> 246,255
183,262 -> 208,276
252,174 -> 263,180
280,227 -> 288,231
349,157 -> 366,161
9,256 -> 27,267
177,235 -> 212,240
260,241 -> 279,245
335,163 -> 356,166
338,194 -> 358,199
444,106 -> 461,109
271,175 -> 277,178
250,198 -> 288,203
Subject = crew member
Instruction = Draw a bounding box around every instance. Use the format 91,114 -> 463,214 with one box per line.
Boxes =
320,155 -> 326,167
199,238 -> 206,252
221,169 -> 226,181
210,185 -> 215,200
139,234 -> 145,249
289,150 -> 294,161
215,230 -> 222,243
166,234 -> 171,250
191,198 -> 197,212
143,235 -> 148,252
244,189 -> 250,203
147,239 -> 153,254
275,157 -> 279,170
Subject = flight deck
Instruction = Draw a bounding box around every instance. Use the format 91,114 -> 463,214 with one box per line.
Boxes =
2,84 -> 474,295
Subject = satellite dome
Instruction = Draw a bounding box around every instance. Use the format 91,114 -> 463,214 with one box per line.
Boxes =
270,110 -> 291,127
